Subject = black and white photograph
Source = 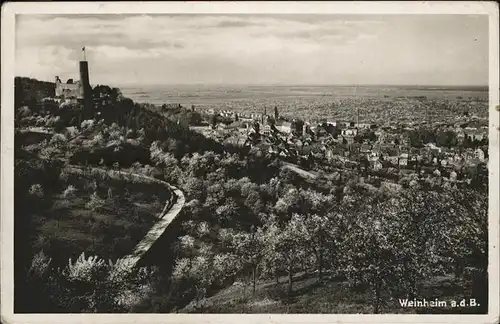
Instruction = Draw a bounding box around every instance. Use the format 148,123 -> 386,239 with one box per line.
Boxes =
1,1 -> 499,323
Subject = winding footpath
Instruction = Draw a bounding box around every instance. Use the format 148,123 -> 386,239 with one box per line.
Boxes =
65,165 -> 185,269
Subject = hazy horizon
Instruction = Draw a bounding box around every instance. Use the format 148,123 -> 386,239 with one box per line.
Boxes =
16,76 -> 489,90
114,83 -> 490,88
16,14 -> 489,87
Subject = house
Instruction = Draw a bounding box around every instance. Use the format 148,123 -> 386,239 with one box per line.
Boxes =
372,143 -> 382,154
381,144 -> 399,157
368,151 -> 380,162
475,148 -> 485,162
464,127 -> 485,142
456,129 -> 466,142
337,121 -> 351,128
371,160 -> 383,171
426,143 -> 442,153
326,120 -> 337,127
385,155 -> 399,165
356,123 -> 372,130
349,142 -> 361,153
276,122 -> 292,133
399,135 -> 410,146
360,143 -> 372,154
268,146 -> 279,154
399,153 -> 409,166
325,149 -> 335,161
341,128 -> 358,137
432,156 -> 442,165
452,153 -> 463,163
329,145 -> 348,157
217,124 -> 228,130
262,125 -> 271,135
303,123 -> 311,136
346,136 -> 356,144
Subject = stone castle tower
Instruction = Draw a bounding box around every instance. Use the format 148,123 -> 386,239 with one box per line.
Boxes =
55,47 -> 92,115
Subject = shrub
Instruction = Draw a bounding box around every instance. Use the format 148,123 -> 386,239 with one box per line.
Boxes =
62,185 -> 77,198
139,164 -> 155,177
90,133 -> 105,147
39,146 -> 60,160
84,180 -> 98,192
28,251 -> 52,279
18,105 -> 32,117
197,222 -> 211,237
29,184 -> 44,197
45,116 -> 65,131
65,126 -> 79,138
64,252 -> 107,283
24,143 -> 43,154
35,116 -> 47,127
59,169 -> 70,182
21,249 -> 158,313
80,119 -> 96,129
85,191 -> 106,211
49,133 -> 68,148
131,162 -> 143,170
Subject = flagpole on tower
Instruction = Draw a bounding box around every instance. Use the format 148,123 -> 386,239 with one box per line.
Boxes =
82,46 -> 86,61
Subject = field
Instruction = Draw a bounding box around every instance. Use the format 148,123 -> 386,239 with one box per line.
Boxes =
22,169 -> 170,265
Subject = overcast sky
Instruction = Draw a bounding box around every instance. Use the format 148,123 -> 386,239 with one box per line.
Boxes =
15,14 -> 488,86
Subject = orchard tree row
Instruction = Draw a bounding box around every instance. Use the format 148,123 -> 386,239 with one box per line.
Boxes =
149,146 -> 488,313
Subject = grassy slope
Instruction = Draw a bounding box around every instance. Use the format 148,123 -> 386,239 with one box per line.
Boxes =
180,272 -> 475,314
28,175 -> 170,265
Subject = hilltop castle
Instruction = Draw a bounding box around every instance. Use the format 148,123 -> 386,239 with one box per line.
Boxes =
55,76 -> 83,99
55,48 -> 93,115
55,61 -> 91,100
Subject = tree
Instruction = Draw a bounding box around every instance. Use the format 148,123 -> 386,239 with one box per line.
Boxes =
291,119 -> 304,135
291,213 -> 338,281
340,189 -> 465,313
278,217 -> 308,295
252,121 -> 260,134
92,85 -> 123,122
260,217 -> 283,286
227,228 -> 265,295
469,162 -> 488,191
211,114 -> 217,129
260,220 -> 304,295
436,130 -> 457,148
